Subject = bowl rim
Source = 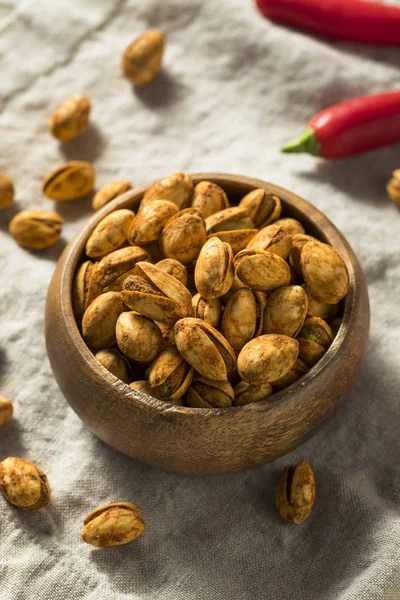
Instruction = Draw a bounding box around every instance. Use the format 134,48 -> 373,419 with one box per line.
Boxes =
58,172 -> 358,417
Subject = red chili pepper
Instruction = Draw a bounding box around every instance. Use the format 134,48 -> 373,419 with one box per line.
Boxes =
282,91 -> 400,159
255,0 -> 400,47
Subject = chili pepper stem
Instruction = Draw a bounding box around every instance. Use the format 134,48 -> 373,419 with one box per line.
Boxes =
281,128 -> 321,156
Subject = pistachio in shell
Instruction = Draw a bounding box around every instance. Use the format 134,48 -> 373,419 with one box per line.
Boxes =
301,240 -> 349,304
128,200 -> 178,245
186,377 -> 234,408
92,180 -> 132,211
194,236 -> 234,299
9,210 -> 63,250
121,262 -> 192,324
81,502 -> 145,547
221,288 -> 266,354
129,380 -> 159,400
302,284 -> 339,320
205,206 -> 253,234
192,293 -> 222,329
48,95 -> 91,142
122,29 -> 165,86
233,381 -> 273,406
297,338 -> 326,367
116,311 -> 164,363
155,258 -> 187,286
239,189 -> 281,228
82,291 -> 124,350
174,318 -> 236,382
141,172 -> 193,211
147,346 -> 193,401
191,181 -> 229,218
209,229 -> 257,255
43,160 -> 94,201
247,224 -> 292,259
160,208 -> 207,264
85,209 -> 135,259
298,317 -> 334,349
271,358 -> 309,391
234,249 -> 291,293
273,218 -> 305,236
72,260 -> 104,322
95,348 -> 132,384
263,285 -> 308,337
155,321 -> 176,346
237,334 -> 299,384
0,457 -> 50,510
289,234 -> 318,274
0,173 -> 14,209
276,461 -> 315,524
97,245 -> 152,289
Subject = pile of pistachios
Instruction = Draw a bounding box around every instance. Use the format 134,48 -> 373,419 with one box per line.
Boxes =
72,172 -> 349,408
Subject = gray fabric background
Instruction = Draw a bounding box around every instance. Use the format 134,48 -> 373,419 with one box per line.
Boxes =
0,0 -> 399,598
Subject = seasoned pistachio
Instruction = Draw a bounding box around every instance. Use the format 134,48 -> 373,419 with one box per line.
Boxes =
209,229 -> 257,254
129,380 -> 159,399
85,209 -> 135,258
247,224 -> 292,259
92,180 -> 132,211
160,208 -> 207,264
82,292 -> 124,350
81,502 -> 145,547
387,169 -> 400,208
122,29 -> 165,86
191,181 -> 229,218
72,260 -> 104,321
273,218 -> 305,236
194,237 -> 234,299
141,172 -> 193,210
297,338 -> 326,367
205,206 -> 253,234
234,249 -> 291,292
271,359 -> 309,391
289,234 -> 317,274
301,241 -> 349,304
0,396 -> 13,427
0,457 -> 50,510
221,288 -> 266,354
155,258 -> 187,286
98,246 -> 152,289
186,377 -> 234,408
128,200 -> 178,245
122,262 -> 192,324
302,284 -> 339,319
147,346 -> 193,401
95,348 -> 132,384
298,317 -> 334,349
9,210 -> 63,250
276,461 -> 315,524
237,334 -> 299,384
116,311 -> 164,363
233,381 -> 273,406
48,95 -> 91,142
192,293 -> 222,329
174,318 -> 236,382
263,285 -> 308,337
0,173 -> 14,209
239,189 -> 281,227
43,161 -> 94,201
155,321 -> 176,346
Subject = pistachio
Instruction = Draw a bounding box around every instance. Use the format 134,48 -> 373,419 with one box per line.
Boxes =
221,288 -> 266,354
116,311 -> 164,363
387,169 -> 400,208
234,249 -> 291,292
263,285 -> 308,337
155,258 -> 187,286
72,260 -> 104,322
155,321 -> 176,346
273,218 -> 305,236
301,241 -> 349,304
276,461 -> 315,524
98,246 -> 152,289
247,224 -> 292,259
9,210 -> 63,250
81,502 -> 145,547
302,284 -> 339,319
186,376 -> 234,408
128,200 -> 178,245
192,293 -> 222,329
48,95 -> 91,142
233,381 -> 273,406
191,181 -> 229,218
205,206 -> 253,234
298,317 -> 334,349
194,237 -> 234,299
129,380 -> 159,399
147,346 -> 193,401
160,208 -> 207,264
0,457 -> 50,510
82,292 -> 124,350
0,173 -> 14,209
122,262 -> 192,324
141,172 -> 193,211
209,229 -> 257,254
237,334 -> 299,384
85,209 -> 135,259
43,160 -> 94,201
92,180 -> 132,211
297,338 -> 326,367
239,189 -> 281,227
174,318 -> 236,382
271,358 -> 309,391
289,234 -> 317,274
95,348 -> 132,384
0,396 -> 13,427
122,29 -> 165,86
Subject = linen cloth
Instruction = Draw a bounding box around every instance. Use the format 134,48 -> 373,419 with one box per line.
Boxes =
0,1 -> 399,598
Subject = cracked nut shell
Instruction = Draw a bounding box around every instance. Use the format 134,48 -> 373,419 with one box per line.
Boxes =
191,181 -> 229,218
43,160 -> 94,201
116,311 -> 164,363
128,200 -> 178,245
9,210 -> 63,250
247,224 -> 292,260
82,292 -> 124,350
0,457 -> 50,510
147,346 -> 193,401
95,348 -> 132,384
85,209 -> 135,258
155,258 -> 187,286
239,189 -> 281,228
233,381 -> 273,406
48,95 -> 91,142
81,502 -> 145,547
192,293 -> 222,329
160,208 -> 207,264
186,377 -> 234,408
276,461 -> 315,524
301,241 -> 349,304
238,334 -> 299,384
92,180 -> 132,211
221,288 -> 266,354
122,29 -> 164,86
141,172 -> 193,211
234,249 -> 291,292
263,285 -> 308,337
194,236 -> 234,299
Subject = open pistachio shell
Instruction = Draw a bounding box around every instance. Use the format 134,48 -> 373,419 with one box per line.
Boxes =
208,229 -> 257,254
234,249 -> 291,292
273,218 -> 305,236
85,209 -> 135,259
147,346 -> 193,401
95,348 -> 132,384
271,358 -> 309,391
192,293 -> 222,329
205,206 -> 253,234
233,381 -> 273,406
97,246 -> 152,288
116,311 -> 164,363
92,180 -> 132,211
302,284 -> 339,319
221,288 -> 266,354
247,224 -> 292,260
301,241 -> 349,304
9,210 -> 63,250
289,234 -> 318,274
160,208 -> 207,264
141,172 -> 193,210
298,317 -> 334,349
43,161 -> 94,201
297,338 -> 326,367
239,189 -> 281,228
263,285 -> 308,337
186,377 -> 234,408
191,181 -> 229,218
276,461 -> 315,524
129,380 -> 159,400
81,292 -> 124,350
155,258 -> 187,286
237,334 -> 299,384
194,237 -> 234,299
128,200 -> 178,245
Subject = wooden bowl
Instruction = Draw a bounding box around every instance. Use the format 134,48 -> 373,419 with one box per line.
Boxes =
45,173 -> 369,474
